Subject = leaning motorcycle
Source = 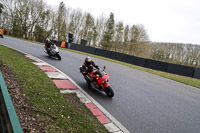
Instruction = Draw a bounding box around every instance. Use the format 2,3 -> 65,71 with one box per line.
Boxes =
80,65 -> 114,98
44,44 -> 61,60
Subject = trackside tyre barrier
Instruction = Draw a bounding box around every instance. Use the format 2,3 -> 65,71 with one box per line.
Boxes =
0,71 -> 23,133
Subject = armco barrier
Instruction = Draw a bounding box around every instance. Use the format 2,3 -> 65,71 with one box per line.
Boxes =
110,51 -> 127,62
36,38 -> 45,43
81,46 -> 96,54
4,29 -> 7,35
95,48 -> 112,58
64,42 -> 69,48
145,59 -> 169,72
51,40 -> 57,43
70,44 -> 83,51
193,68 -> 200,79
48,41 -> 199,79
167,63 -> 195,77
0,71 -> 23,133
36,38 -> 41,43
126,55 -> 146,67
56,41 -> 62,47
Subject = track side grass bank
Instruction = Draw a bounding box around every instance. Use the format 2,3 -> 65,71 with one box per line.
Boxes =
0,45 -> 108,133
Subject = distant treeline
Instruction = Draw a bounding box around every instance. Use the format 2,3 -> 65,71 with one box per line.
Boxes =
0,0 -> 199,67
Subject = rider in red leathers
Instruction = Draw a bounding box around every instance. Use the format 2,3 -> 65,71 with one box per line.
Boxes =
81,57 -> 99,80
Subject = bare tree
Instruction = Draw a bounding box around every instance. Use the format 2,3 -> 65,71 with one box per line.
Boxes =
56,2 -> 67,41
122,25 -> 130,54
129,24 -> 149,55
114,21 -> 124,52
28,0 -> 45,40
82,13 -> 94,45
100,12 -> 115,50
94,14 -> 107,47
69,9 -> 84,43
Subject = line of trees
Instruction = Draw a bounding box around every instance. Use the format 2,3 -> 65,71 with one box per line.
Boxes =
1,0 -> 200,67
150,42 -> 200,67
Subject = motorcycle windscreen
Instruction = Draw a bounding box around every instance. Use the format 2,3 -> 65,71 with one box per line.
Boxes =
96,70 -> 104,77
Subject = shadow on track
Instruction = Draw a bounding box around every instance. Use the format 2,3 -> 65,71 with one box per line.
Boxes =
42,55 -> 61,61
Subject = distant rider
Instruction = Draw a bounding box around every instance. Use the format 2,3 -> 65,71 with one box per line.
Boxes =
45,38 -> 55,54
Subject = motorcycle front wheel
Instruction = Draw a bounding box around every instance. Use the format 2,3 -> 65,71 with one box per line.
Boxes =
56,53 -> 61,60
87,80 -> 91,88
105,86 -> 114,98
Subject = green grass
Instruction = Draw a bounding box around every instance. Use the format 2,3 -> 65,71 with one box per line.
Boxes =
0,45 -> 108,133
4,35 -> 200,89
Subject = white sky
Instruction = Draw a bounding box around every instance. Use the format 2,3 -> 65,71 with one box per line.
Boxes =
45,0 -> 200,44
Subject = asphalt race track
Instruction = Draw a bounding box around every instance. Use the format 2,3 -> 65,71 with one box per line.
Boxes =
1,36 -> 200,133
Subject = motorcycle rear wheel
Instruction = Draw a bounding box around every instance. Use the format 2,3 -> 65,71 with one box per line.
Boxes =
105,86 -> 114,98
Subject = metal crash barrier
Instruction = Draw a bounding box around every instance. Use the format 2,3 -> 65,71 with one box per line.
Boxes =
0,71 -> 23,133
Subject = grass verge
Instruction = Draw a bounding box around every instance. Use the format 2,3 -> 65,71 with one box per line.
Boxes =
0,45 -> 108,133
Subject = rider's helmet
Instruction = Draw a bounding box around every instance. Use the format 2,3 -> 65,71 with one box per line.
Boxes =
46,38 -> 50,43
85,57 -> 92,65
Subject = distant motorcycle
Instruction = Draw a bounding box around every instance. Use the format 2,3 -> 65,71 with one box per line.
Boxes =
44,44 -> 61,60
80,65 -> 114,98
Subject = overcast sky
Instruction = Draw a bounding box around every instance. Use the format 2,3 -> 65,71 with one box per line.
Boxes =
45,0 -> 200,45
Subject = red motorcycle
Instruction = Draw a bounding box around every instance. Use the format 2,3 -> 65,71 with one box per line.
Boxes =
80,65 -> 114,98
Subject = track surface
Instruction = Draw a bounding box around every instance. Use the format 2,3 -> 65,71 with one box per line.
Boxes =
1,36 -> 200,133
